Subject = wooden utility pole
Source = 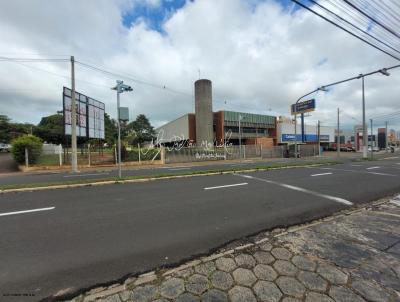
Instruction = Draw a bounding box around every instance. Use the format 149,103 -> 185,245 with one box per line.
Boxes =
70,56 -> 78,172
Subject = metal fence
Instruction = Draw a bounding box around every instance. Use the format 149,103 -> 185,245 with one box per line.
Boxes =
22,143 -> 322,167
23,145 -> 162,168
164,145 -> 264,164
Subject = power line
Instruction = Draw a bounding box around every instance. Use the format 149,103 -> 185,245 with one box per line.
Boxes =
290,0 -> 400,61
342,0 -> 400,39
323,0 -> 400,49
75,60 -> 193,97
309,0 -> 400,56
0,58 -> 112,90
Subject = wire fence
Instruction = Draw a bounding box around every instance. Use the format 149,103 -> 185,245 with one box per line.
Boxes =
21,143 -> 322,168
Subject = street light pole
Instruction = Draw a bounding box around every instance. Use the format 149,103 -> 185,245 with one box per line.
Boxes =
361,76 -> 367,159
337,108 -> 340,158
370,118 -> 373,159
70,56 -> 78,173
112,80 -> 133,179
385,121 -> 388,152
117,90 -> 122,178
239,114 -> 242,160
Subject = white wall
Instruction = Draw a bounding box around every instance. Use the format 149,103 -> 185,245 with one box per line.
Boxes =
156,114 -> 190,143
277,121 -> 335,143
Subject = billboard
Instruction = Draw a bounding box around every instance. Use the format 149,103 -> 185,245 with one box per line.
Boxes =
291,99 -> 316,115
63,87 -> 105,139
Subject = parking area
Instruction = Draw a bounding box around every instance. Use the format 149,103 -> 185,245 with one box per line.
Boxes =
0,153 -> 18,173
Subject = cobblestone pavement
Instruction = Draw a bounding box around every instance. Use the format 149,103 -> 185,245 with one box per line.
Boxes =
66,197 -> 400,302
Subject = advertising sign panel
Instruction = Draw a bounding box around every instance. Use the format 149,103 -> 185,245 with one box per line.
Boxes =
291,99 -> 316,115
63,87 -> 105,139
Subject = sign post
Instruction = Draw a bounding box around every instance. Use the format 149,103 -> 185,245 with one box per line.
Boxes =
291,99 -> 316,157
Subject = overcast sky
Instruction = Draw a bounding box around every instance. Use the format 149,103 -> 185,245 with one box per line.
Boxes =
0,0 -> 398,130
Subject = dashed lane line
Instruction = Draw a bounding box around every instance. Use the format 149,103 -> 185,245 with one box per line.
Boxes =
311,172 -> 333,177
366,166 -> 381,170
236,174 -> 352,206
204,183 -> 248,190
0,206 -> 55,217
319,167 -> 396,177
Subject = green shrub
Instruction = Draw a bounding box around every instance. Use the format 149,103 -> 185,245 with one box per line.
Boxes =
11,135 -> 43,164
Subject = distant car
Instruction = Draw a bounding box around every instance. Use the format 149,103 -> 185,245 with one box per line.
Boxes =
0,143 -> 11,152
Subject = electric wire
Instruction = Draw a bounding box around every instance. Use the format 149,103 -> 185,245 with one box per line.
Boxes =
291,0 -> 400,61
75,60 -> 193,97
342,0 -> 400,39
308,0 -> 400,56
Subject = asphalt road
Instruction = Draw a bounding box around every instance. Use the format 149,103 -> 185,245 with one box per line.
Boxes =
0,156 -> 400,301
0,157 -> 335,187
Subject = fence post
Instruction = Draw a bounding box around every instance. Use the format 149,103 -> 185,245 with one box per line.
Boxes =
138,143 -> 141,164
25,147 -> 29,168
243,145 -> 246,159
88,143 -> 91,167
161,146 -> 165,164
260,144 -> 263,159
59,144 -> 63,166
224,144 -> 227,160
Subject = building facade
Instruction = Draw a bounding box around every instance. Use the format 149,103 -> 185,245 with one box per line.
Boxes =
276,117 -> 335,148
156,110 -> 277,147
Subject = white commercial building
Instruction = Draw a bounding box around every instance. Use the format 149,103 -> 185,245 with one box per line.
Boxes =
276,117 -> 335,145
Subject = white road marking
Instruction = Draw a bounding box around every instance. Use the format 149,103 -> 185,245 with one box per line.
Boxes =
311,173 -> 333,177
169,167 -> 191,171
318,167 -> 396,176
204,183 -> 248,190
367,172 -> 396,176
396,163 -> 400,165
63,173 -> 109,178
366,166 -> 380,170
160,165 -> 194,169
236,174 -> 352,206
0,206 -> 55,217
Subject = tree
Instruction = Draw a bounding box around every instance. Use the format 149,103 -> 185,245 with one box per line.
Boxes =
11,134 -> 43,164
34,114 -> 65,144
126,114 -> 156,146
104,113 -> 118,146
0,115 -> 11,142
0,115 -> 32,143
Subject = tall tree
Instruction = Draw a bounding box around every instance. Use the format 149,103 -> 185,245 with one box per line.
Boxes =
34,114 -> 64,144
0,115 -> 11,142
126,114 -> 156,146
104,113 -> 118,146
0,115 -> 32,143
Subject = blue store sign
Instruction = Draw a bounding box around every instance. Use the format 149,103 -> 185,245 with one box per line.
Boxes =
282,134 -> 329,142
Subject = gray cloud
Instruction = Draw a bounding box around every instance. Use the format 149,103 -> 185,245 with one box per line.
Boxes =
0,0 -> 398,130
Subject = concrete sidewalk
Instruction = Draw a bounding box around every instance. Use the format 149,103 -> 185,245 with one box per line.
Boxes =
65,197 -> 400,302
